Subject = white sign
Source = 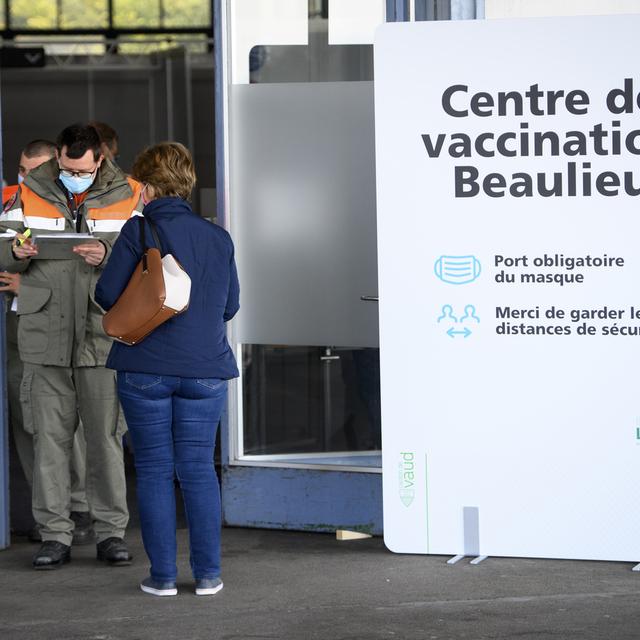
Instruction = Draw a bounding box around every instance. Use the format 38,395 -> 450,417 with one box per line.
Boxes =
375,15 -> 640,561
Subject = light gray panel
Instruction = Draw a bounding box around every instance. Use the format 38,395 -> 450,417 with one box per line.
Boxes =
231,81 -> 379,348
463,506 -> 480,556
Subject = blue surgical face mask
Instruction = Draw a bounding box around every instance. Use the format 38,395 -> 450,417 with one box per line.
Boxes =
59,173 -> 94,194
17,174 -> 24,184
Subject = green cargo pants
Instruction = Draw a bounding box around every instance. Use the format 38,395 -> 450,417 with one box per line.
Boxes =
8,310 -> 89,513
21,362 -> 129,545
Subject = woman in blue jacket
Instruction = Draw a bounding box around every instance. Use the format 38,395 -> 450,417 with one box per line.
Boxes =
95,142 -> 239,597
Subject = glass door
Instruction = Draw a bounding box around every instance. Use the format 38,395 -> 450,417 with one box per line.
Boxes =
218,0 -> 389,533
240,346 -> 381,463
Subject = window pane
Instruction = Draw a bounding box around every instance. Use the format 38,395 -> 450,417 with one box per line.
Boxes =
242,346 -> 381,455
162,0 -> 210,28
113,0 -> 161,29
60,0 -> 108,29
10,0 -> 57,29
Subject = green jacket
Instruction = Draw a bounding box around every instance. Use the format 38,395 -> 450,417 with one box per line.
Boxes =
0,158 -> 143,367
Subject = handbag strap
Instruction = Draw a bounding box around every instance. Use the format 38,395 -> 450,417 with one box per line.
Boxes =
145,217 -> 163,253
137,217 -> 148,272
137,215 -> 164,273
137,215 -> 147,249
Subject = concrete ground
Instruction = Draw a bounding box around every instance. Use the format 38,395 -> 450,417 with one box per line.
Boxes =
1,526 -> 640,640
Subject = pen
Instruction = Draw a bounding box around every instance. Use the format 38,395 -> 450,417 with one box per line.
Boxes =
17,228 -> 31,246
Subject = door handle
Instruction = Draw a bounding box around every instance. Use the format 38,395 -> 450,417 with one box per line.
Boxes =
320,347 -> 340,362
360,295 -> 379,302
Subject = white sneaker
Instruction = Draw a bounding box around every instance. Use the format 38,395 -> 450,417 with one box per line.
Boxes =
195,577 -> 223,596
140,576 -> 178,597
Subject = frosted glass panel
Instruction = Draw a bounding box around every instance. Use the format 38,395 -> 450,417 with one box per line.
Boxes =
230,81 -> 379,348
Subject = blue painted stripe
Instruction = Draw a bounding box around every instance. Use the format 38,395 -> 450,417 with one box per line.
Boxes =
222,464 -> 382,535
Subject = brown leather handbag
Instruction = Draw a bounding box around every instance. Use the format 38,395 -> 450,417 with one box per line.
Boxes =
102,216 -> 191,345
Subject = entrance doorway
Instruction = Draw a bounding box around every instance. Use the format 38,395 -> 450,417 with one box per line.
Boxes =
219,0 -> 385,534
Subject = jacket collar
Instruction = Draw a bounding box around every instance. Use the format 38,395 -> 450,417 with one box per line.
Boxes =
143,197 -> 192,217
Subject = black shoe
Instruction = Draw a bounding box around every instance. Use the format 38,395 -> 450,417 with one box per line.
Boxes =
32,541 -> 71,570
70,511 -> 95,545
96,537 -> 132,566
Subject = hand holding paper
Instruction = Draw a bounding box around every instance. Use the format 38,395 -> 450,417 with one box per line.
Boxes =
73,241 -> 106,266
13,232 -> 38,259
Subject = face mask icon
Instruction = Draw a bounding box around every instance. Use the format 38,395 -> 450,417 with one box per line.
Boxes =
434,255 -> 481,285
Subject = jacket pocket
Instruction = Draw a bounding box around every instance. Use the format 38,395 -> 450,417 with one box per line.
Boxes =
16,286 -> 52,356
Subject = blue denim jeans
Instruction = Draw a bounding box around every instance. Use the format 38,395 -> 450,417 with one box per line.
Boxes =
117,372 -> 227,582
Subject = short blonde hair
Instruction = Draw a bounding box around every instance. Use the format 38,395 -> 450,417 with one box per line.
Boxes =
131,142 -> 196,200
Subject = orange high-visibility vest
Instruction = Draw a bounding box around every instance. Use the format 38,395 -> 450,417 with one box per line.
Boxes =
16,178 -> 142,232
2,184 -> 18,206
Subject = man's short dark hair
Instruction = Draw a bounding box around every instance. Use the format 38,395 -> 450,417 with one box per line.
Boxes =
56,123 -> 102,161
22,139 -> 57,159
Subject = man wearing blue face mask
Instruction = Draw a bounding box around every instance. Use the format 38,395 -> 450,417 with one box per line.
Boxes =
0,123 -> 144,570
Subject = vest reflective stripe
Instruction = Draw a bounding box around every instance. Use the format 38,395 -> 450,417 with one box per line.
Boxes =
87,218 -> 127,233
88,178 -> 142,220
0,207 -> 25,222
20,185 -> 66,219
24,216 -> 66,231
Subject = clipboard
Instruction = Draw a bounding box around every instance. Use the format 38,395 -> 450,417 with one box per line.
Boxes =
31,233 -> 95,260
